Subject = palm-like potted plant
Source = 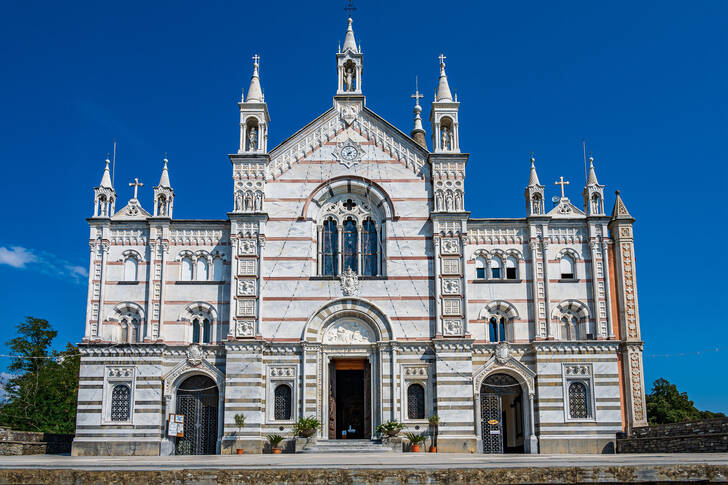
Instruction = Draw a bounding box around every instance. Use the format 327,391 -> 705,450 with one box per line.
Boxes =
267,434 -> 285,454
376,420 -> 405,438
428,414 -> 440,453
405,432 -> 426,452
234,413 -> 246,454
293,416 -> 321,438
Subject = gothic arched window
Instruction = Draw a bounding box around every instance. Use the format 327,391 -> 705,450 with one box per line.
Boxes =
489,316 -> 506,342
123,256 -> 138,281
407,383 -> 425,420
181,257 -> 193,281
212,257 -> 224,281
342,218 -> 358,273
196,258 -> 209,281
110,384 -> 131,422
274,384 -> 292,420
568,381 -> 589,419
490,257 -> 502,279
192,319 -> 200,344
322,219 -> 338,276
475,257 -> 486,279
505,256 -> 518,280
560,255 -> 575,279
560,313 -> 579,340
361,218 -> 378,276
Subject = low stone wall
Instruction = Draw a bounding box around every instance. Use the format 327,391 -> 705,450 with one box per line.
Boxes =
0,427 -> 73,455
618,418 -> 728,453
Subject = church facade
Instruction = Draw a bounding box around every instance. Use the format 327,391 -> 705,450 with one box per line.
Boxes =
73,18 -> 647,456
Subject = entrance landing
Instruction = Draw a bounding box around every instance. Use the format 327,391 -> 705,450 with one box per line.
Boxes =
302,439 -> 393,453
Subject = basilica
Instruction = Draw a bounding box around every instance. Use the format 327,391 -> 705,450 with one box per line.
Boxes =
73,17 -> 647,456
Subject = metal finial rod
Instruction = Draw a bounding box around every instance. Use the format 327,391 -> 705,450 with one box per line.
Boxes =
344,0 -> 356,18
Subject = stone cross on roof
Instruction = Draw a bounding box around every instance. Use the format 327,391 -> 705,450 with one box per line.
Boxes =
129,178 -> 144,199
555,176 -> 570,198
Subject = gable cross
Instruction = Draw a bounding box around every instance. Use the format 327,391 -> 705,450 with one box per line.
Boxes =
344,0 -> 356,18
129,178 -> 144,199
438,54 -> 447,66
252,54 -> 260,66
411,77 -> 423,105
555,176 -> 570,198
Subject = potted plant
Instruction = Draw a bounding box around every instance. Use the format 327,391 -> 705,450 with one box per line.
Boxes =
234,413 -> 246,454
405,432 -> 426,452
267,434 -> 284,454
428,414 -> 440,453
293,416 -> 321,438
375,420 -> 405,438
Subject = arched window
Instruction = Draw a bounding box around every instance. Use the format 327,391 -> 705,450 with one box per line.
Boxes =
274,384 -> 292,420
196,258 -> 209,281
123,257 -> 138,281
192,319 -> 200,344
181,257 -> 193,281
342,218 -> 358,273
110,384 -> 131,422
505,256 -> 518,280
202,318 -> 211,344
568,381 -> 589,419
128,318 -> 139,343
560,255 -> 575,279
475,257 -> 486,279
361,218 -> 378,276
212,258 -> 224,281
489,316 -> 506,342
490,258 -> 502,279
407,383 -> 425,420
322,219 -> 338,276
560,313 -> 579,340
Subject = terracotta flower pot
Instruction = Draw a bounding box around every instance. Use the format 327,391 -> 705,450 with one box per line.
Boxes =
411,444 -> 420,452
272,447 -> 282,454
428,446 -> 437,453
236,449 -> 244,454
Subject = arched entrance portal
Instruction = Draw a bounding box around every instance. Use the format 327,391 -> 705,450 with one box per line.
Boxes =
175,375 -> 219,455
480,373 -> 525,453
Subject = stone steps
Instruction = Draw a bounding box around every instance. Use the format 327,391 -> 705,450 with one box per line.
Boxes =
302,439 -> 394,454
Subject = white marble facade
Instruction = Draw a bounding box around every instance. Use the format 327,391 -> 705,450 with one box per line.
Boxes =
72,18 -> 647,456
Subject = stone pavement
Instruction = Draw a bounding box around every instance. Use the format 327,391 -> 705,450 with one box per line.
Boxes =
0,453 -> 727,483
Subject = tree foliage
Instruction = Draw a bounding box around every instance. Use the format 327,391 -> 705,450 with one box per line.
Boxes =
646,378 -> 726,425
0,317 -> 80,434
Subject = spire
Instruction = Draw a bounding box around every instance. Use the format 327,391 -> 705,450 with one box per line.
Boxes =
435,54 -> 453,102
245,54 -> 263,103
586,156 -> 599,185
611,190 -> 633,220
528,156 -> 541,186
99,157 -> 113,188
342,17 -> 358,53
410,77 -> 426,148
158,156 -> 171,188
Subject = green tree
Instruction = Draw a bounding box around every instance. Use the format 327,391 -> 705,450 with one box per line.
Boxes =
0,317 -> 80,433
646,378 -> 726,425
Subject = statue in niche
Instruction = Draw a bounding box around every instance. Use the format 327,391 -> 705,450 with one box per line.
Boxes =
235,192 -> 243,211
157,197 -> 166,216
248,126 -> 258,151
244,192 -> 253,211
455,192 -> 462,211
441,126 -> 452,150
254,192 -> 262,211
435,193 -> 443,211
445,194 -> 453,211
344,65 -> 356,92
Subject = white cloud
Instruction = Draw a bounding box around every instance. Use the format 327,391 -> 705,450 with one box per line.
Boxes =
0,246 -> 37,268
0,246 -> 88,283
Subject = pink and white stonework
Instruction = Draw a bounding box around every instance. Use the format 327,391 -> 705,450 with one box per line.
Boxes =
73,18 -> 647,456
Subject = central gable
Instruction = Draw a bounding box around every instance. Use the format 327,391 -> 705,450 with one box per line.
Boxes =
268,102 -> 429,181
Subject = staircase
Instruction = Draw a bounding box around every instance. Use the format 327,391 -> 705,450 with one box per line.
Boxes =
301,439 -> 394,453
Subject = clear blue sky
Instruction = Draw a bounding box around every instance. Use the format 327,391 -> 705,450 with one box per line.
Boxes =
0,1 -> 726,412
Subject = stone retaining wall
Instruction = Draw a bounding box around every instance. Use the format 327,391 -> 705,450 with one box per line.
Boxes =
0,427 -> 73,455
618,418 -> 728,453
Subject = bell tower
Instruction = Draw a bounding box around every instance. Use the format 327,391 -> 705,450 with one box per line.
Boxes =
430,55 -> 460,153
336,17 -> 363,95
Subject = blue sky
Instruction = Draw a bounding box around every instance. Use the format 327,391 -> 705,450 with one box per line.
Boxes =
0,1 -> 726,412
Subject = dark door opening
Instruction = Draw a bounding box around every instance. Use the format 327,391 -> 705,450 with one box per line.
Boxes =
175,375 -> 219,455
329,359 -> 371,439
480,373 -> 524,454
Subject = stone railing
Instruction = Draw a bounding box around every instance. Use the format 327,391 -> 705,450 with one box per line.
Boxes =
0,427 -> 74,455
617,418 -> 728,453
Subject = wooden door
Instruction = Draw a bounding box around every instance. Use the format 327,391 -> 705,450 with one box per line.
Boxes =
328,360 -> 336,439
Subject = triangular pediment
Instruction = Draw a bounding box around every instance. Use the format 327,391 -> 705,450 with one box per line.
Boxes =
112,199 -> 151,220
547,197 -> 585,219
268,102 -> 429,180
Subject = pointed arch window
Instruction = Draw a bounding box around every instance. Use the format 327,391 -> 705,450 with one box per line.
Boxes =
361,218 -> 378,276
181,257 -> 193,281
490,258 -> 502,279
489,316 -> 506,342
342,218 -> 358,273
274,384 -> 292,420
560,255 -> 575,279
322,219 -> 338,276
123,257 -> 138,281
407,383 -> 425,420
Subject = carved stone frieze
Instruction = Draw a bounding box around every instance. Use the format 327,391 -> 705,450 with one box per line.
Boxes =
441,278 -> 461,295
324,320 -> 373,345
440,238 -> 459,255
237,279 -> 256,296
339,267 -> 359,296
443,319 -> 463,336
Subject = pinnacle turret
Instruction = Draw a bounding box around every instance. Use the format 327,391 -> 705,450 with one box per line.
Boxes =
435,55 -> 453,102
158,156 -> 171,188
586,156 -> 599,185
245,55 -> 263,103
342,17 -> 359,53
99,158 -> 113,188
528,156 -> 541,186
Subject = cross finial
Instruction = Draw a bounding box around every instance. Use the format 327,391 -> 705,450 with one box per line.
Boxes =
252,54 -> 260,66
555,176 -> 570,198
129,178 -> 144,199
438,54 -> 447,66
411,76 -> 423,106
344,0 -> 356,18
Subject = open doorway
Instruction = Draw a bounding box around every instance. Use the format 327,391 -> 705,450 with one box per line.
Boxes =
328,358 -> 371,439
